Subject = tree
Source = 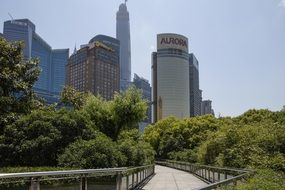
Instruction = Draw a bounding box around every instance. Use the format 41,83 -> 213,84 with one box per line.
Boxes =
58,134 -> 126,168
0,109 -> 96,167
60,86 -> 89,110
110,86 -> 148,140
0,38 -> 40,129
82,87 -> 148,140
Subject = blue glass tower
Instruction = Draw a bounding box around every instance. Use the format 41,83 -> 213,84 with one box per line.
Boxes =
133,74 -> 152,125
3,19 -> 69,104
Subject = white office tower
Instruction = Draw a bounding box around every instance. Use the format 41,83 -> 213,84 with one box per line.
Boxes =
152,33 -> 190,122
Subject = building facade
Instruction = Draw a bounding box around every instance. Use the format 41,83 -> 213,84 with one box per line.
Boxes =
116,2 -> 131,91
189,53 -> 201,117
133,73 -> 152,124
152,33 -> 190,122
66,35 -> 120,100
201,100 -> 215,116
3,19 -> 69,104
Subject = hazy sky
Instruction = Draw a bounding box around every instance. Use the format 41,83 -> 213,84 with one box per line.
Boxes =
1,0 -> 285,116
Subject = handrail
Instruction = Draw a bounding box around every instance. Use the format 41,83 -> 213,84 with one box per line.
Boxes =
0,164 -> 155,190
0,167 -> 127,179
193,173 -> 249,190
156,160 -> 254,190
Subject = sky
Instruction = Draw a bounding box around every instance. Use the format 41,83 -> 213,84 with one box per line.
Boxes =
1,0 -> 285,117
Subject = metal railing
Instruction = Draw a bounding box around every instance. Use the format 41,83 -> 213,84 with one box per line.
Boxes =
0,165 -> 155,190
156,160 -> 254,190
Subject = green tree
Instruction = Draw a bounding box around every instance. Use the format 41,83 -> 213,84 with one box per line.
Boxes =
0,109 -> 95,167
0,38 -> 40,129
82,87 -> 148,140
118,129 -> 155,166
60,86 -> 89,110
58,134 -> 126,168
110,87 -> 148,140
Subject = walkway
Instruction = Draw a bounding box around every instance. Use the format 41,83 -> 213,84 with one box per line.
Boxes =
142,165 -> 207,190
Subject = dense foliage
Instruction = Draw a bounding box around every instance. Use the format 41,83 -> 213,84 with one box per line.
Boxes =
221,169 -> 285,190
0,87 -> 153,168
0,39 -> 154,169
0,38 -> 41,129
143,108 -> 285,189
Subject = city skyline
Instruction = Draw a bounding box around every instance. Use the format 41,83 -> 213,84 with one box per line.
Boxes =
1,0 -> 285,116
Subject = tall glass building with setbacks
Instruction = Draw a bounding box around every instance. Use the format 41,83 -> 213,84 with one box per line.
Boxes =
116,2 -> 132,91
189,53 -> 201,117
133,73 -> 152,124
152,33 -> 190,122
3,19 -> 69,104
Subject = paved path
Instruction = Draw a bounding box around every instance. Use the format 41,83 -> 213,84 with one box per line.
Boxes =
142,165 -> 207,190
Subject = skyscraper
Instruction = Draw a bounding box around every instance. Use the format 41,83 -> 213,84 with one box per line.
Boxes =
133,73 -> 152,124
3,19 -> 69,103
152,33 -> 190,122
66,35 -> 120,100
201,100 -> 215,116
189,53 -> 201,117
116,1 -> 131,91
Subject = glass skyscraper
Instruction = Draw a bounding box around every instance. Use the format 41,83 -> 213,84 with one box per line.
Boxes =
3,19 -> 69,104
133,73 -> 152,124
116,2 -> 132,91
189,53 -> 202,117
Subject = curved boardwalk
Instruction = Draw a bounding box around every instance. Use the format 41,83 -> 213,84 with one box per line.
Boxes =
142,165 -> 207,190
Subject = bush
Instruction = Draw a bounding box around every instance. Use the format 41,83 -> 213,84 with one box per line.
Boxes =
118,129 -> 155,166
58,134 -> 126,169
221,169 -> 285,190
0,109 -> 95,167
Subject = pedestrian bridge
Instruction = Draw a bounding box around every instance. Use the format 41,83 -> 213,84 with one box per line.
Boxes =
142,165 -> 206,190
0,160 -> 253,190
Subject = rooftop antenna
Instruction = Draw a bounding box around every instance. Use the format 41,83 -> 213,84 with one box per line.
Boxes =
8,13 -> 14,23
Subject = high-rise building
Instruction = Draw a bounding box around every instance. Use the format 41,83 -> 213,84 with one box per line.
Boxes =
0,33 -> 3,38
3,19 -> 69,103
116,2 -> 131,91
133,73 -> 152,124
199,89 -> 203,115
66,35 -> 120,100
201,100 -> 215,116
152,33 -> 190,122
189,53 -> 201,117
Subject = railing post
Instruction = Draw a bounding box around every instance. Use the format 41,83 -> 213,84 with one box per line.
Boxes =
136,171 -> 139,186
218,171 -> 221,181
29,178 -> 40,190
116,172 -> 122,190
80,175 -> 87,190
132,173 -> 134,188
208,170 -> 211,182
126,174 -> 129,190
